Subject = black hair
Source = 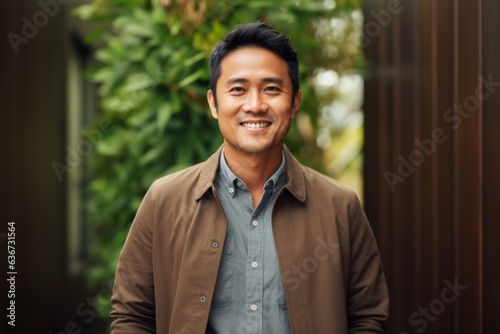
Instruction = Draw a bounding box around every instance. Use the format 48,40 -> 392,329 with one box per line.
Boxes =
208,21 -> 299,106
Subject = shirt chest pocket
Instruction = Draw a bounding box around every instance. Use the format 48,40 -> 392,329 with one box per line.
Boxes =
211,235 -> 235,307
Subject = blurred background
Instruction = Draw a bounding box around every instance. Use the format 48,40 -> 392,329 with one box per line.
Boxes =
1,0 -> 499,333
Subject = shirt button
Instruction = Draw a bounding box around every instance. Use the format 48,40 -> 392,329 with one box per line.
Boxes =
236,181 -> 242,187
229,188 -> 234,194
252,220 -> 259,227
211,241 -> 219,248
200,296 -> 207,303
251,261 -> 258,268
250,304 -> 258,311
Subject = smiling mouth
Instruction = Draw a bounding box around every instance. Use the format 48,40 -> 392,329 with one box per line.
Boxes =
240,122 -> 272,129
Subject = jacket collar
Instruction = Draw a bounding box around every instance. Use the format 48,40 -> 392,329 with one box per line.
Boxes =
194,145 -> 306,203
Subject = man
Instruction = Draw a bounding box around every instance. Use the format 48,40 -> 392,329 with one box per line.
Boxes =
111,21 -> 389,333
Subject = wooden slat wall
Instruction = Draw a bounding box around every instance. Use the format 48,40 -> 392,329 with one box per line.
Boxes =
363,0 -> 499,333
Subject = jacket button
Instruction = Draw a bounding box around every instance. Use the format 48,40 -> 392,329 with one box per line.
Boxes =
211,241 -> 219,248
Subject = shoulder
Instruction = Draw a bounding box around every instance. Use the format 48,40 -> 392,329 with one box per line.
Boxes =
146,161 -> 207,201
300,164 -> 359,203
301,165 -> 355,193
146,147 -> 222,200
298,164 -> 369,230
284,147 -> 359,206
153,162 -> 204,188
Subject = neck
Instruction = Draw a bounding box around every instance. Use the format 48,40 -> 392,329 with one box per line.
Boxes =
223,144 -> 283,205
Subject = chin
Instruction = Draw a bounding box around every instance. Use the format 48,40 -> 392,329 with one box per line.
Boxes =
236,142 -> 280,155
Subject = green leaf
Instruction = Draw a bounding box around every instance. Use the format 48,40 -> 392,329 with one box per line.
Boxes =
183,52 -> 205,67
71,4 -> 101,20
138,141 -> 168,167
116,18 -> 155,38
121,72 -> 157,93
95,130 -> 127,156
178,69 -> 206,88
157,103 -> 174,131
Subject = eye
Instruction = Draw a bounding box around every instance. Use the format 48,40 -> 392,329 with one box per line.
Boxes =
265,86 -> 281,92
264,86 -> 281,93
229,87 -> 245,93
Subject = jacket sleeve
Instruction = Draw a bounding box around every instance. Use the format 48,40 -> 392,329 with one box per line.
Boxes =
346,194 -> 389,333
110,188 -> 156,333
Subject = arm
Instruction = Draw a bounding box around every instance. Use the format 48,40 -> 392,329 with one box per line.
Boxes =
347,195 -> 389,333
110,188 -> 156,333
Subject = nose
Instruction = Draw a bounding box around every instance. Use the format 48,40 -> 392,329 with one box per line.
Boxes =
242,91 -> 269,113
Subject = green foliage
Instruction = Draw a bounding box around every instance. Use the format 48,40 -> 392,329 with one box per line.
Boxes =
74,0 -> 362,322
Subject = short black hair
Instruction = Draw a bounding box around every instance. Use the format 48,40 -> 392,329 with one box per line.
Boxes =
208,21 -> 299,106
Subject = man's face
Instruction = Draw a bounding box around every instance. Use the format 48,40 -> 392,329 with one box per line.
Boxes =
207,47 -> 301,156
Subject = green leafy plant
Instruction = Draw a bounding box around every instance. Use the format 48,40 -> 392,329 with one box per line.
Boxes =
74,0 -> 362,322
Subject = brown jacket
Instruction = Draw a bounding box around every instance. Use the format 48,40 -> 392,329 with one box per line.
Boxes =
111,147 -> 389,333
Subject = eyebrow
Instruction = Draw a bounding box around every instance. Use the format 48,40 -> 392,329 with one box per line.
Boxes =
225,77 -> 285,85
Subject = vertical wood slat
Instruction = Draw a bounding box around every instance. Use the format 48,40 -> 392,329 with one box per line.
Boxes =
455,0 -> 482,332
434,0 -> 456,333
418,2 -> 437,333
482,1 -> 500,333
410,0 -> 423,321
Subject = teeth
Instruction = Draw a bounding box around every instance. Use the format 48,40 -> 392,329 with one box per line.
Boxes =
241,122 -> 271,129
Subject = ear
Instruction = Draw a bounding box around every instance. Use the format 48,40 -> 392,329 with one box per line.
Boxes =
290,90 -> 302,119
207,90 -> 218,119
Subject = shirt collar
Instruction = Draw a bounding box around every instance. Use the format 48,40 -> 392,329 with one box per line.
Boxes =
217,148 -> 287,197
195,145 -> 306,203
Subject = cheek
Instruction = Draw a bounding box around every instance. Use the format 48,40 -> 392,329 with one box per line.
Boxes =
217,101 -> 240,119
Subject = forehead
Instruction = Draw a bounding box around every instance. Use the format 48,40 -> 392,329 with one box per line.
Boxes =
218,47 -> 290,84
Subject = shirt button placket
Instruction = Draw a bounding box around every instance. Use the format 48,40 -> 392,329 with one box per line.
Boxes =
247,213 -> 263,334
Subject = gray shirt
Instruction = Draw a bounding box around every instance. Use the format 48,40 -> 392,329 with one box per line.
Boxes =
207,150 -> 290,334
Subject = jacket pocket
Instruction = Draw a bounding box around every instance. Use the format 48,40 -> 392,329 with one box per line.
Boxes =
211,235 -> 235,307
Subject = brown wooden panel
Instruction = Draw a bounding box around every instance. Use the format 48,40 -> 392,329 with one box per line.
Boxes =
417,4 -> 437,333
482,0 -> 500,333
455,0 -> 482,332
391,1 -> 420,332
363,0 -> 493,333
433,0 -> 457,333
